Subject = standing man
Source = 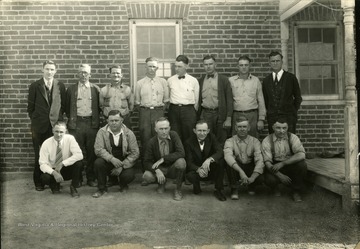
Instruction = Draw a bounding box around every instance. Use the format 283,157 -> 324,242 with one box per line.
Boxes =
198,55 -> 233,144
142,117 -> 186,201
262,51 -> 302,134
92,110 -> 139,198
185,120 -> 227,201
167,55 -> 199,143
65,64 -> 101,187
261,118 -> 307,202
224,116 -> 265,200
135,57 -> 169,172
229,55 -> 266,138
39,121 -> 83,198
100,65 -> 134,128
27,60 -> 66,191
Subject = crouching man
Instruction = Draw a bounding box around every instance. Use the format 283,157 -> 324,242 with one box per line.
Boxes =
142,117 -> 186,201
92,110 -> 139,198
39,121 -> 83,198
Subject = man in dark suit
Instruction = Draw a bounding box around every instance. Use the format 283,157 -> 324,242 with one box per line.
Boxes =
198,55 -> 233,144
185,120 -> 227,201
27,60 -> 66,191
142,117 -> 186,201
262,51 -> 302,134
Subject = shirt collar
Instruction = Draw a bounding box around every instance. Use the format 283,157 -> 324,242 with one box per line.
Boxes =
237,73 -> 252,80
53,137 -> 63,146
107,126 -> 123,136
158,135 -> 171,143
236,135 -> 249,144
273,133 -> 289,142
273,69 -> 284,79
78,81 -> 90,88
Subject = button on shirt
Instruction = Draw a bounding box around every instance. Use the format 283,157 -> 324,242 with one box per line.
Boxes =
202,73 -> 219,109
135,76 -> 169,107
100,84 -> 133,117
107,127 -> 123,146
229,74 -> 266,121
168,73 -> 200,110
77,82 -> 92,117
224,135 -> 264,174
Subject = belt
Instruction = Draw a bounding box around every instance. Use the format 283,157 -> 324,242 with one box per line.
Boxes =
77,116 -> 92,119
170,103 -> 193,107
140,106 -> 163,110
202,107 -> 218,111
234,109 -> 257,113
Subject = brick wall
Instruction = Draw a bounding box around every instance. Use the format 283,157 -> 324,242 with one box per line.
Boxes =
0,0 -> 345,172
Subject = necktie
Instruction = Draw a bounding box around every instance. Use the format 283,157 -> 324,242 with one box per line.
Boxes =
207,74 -> 214,78
199,140 -> 205,146
45,83 -> 51,101
274,73 -> 279,85
55,141 -> 63,168
160,140 -> 168,157
178,75 -> 185,80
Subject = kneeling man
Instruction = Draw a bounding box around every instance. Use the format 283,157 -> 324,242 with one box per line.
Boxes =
261,117 -> 307,202
142,117 -> 186,201
185,120 -> 226,201
39,121 -> 83,198
92,110 -> 139,198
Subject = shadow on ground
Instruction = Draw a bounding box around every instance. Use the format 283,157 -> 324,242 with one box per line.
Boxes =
1,173 -> 359,249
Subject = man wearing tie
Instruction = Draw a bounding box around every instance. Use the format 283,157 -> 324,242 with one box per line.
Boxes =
27,60 -> 66,191
262,51 -> 302,133
167,55 -> 199,143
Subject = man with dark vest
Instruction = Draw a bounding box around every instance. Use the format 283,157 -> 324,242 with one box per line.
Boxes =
92,110 -> 139,198
27,60 -> 66,191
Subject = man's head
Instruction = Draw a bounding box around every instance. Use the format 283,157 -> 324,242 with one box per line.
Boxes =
78,64 -> 91,83
193,120 -> 210,141
42,60 -> 57,81
234,116 -> 250,138
237,55 -> 251,76
268,51 -> 283,73
109,65 -> 123,85
175,55 -> 189,77
272,117 -> 288,138
145,57 -> 159,78
154,117 -> 171,140
107,110 -> 124,132
53,121 -> 67,142
202,55 -> 216,75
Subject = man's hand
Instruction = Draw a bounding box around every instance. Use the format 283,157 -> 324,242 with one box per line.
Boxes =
201,158 -> 212,172
152,158 -> 164,170
270,162 -> 285,174
111,157 -> 123,168
52,171 -> 64,183
197,167 -> 208,178
276,172 -> 292,185
55,163 -> 63,173
257,120 -> 264,131
239,172 -> 249,186
111,167 -> 123,176
155,169 -> 166,184
223,117 -> 232,129
247,175 -> 256,185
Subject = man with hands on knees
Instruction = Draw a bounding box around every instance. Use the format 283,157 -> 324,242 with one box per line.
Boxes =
142,117 -> 186,201
39,121 -> 83,198
261,117 -> 307,202
224,116 -> 265,200
92,110 -> 139,198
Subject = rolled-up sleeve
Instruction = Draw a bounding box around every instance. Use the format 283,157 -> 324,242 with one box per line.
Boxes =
261,136 -> 273,163
224,138 -> 237,167
253,138 -> 264,174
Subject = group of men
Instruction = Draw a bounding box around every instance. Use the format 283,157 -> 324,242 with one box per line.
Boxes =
27,51 -> 307,202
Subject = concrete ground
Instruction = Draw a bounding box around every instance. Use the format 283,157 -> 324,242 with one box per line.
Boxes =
1,172 -> 359,249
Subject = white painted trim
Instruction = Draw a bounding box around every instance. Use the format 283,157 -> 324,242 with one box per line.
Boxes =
280,0 -> 315,21
302,100 -> 345,106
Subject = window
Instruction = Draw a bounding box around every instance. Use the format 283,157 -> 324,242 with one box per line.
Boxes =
129,19 -> 182,88
294,24 -> 343,100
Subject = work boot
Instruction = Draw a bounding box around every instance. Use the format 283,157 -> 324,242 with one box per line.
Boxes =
70,185 -> 80,198
173,189 -> 183,201
156,183 -> 165,194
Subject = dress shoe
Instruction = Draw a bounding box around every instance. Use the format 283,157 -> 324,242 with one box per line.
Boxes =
35,185 -> 45,191
87,180 -> 98,187
214,190 -> 227,201
70,185 -> 80,198
193,183 -> 202,195
92,190 -> 107,198
119,184 -> 129,193
230,188 -> 239,200
292,192 -> 302,202
173,189 -> 183,201
248,187 -> 256,196
51,183 -> 61,194
156,184 -> 165,194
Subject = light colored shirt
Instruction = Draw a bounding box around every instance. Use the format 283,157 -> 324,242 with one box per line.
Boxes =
77,81 -> 92,117
43,78 -> 53,90
168,73 -> 200,111
202,73 -> 219,109
273,69 -> 284,81
107,127 -> 123,146
229,74 -> 266,121
224,135 -> 264,174
100,83 -> 134,117
261,133 -> 305,163
39,134 -> 83,175
198,139 -> 205,151
135,76 -> 169,107
158,137 -> 170,157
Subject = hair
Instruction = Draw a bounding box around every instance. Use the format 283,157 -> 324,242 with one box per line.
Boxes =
109,64 -> 122,73
176,55 -> 189,65
145,57 -> 159,63
108,109 -> 123,118
202,55 -> 216,62
194,119 -> 209,129
237,55 -> 252,63
79,64 -> 91,72
53,121 -> 67,129
154,116 -> 170,126
235,115 -> 248,124
43,60 -> 57,68
274,116 -> 288,125
268,51 -> 283,59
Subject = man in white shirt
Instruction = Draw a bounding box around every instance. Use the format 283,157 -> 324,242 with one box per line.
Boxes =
39,121 -> 83,198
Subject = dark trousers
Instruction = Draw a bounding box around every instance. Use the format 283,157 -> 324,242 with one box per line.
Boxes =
226,161 -> 265,190
68,118 -> 98,182
168,104 -> 196,143
139,107 -> 164,171
94,158 -> 135,191
201,109 -> 229,145
267,114 -> 297,134
186,160 -> 225,190
31,126 -> 53,187
40,161 -> 82,189
265,160 -> 307,192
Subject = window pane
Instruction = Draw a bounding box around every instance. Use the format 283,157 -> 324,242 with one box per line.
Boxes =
137,43 -> 150,58
137,63 -> 146,80
308,44 -> 334,61
164,44 -> 176,59
137,27 -> 149,43
308,66 -> 322,79
150,44 -> 163,58
298,44 -> 309,61
298,28 -> 308,43
323,79 -> 336,94
300,79 -> 310,95
309,79 -> 322,94
299,65 -> 309,78
323,28 -> 335,43
163,27 -> 175,43
149,27 -> 163,43
322,65 -> 332,78
309,28 -> 321,42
